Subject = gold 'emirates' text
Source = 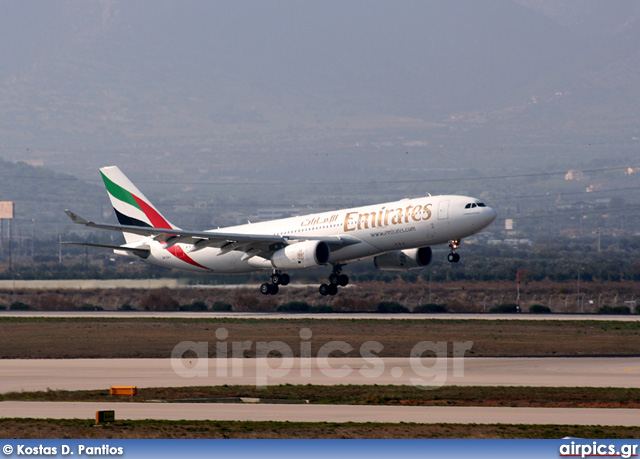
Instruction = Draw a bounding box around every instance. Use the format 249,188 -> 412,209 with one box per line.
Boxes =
343,203 -> 432,232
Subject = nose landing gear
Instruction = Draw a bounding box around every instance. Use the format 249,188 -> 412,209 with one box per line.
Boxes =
447,239 -> 461,263
260,270 -> 290,295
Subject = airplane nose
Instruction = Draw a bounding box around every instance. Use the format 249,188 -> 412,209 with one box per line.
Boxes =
486,206 -> 497,224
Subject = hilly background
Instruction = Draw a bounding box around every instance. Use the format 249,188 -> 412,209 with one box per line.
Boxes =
0,0 -> 639,237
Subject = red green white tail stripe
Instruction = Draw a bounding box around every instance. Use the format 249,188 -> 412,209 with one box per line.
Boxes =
100,166 -> 209,270
100,166 -> 176,230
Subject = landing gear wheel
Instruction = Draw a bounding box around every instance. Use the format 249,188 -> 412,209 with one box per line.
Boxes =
264,270 -> 289,294
260,283 -> 272,295
447,252 -> 460,263
320,264 -> 349,295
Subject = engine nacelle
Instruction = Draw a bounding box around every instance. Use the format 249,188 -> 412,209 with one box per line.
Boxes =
271,240 -> 330,269
373,247 -> 432,271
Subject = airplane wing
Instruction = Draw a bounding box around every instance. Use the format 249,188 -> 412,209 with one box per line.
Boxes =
65,210 -> 358,259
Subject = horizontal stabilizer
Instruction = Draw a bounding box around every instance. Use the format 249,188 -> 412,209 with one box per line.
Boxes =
62,241 -> 150,259
64,210 -> 89,225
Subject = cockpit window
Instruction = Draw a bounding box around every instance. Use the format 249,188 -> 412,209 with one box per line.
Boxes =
465,203 -> 471,209
471,203 -> 477,208
476,202 -> 486,207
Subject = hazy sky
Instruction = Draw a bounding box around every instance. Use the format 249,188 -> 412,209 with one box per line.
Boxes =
0,0 -> 639,189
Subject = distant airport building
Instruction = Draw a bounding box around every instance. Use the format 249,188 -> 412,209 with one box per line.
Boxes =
565,170 -> 584,181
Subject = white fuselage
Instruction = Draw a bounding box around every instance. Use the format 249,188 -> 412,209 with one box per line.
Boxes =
140,194 -> 496,273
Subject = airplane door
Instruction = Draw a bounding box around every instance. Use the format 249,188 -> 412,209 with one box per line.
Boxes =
438,200 -> 450,220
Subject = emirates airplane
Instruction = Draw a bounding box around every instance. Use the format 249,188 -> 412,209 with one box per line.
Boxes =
66,166 -> 497,296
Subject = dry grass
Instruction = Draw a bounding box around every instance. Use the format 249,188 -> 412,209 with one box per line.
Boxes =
0,317 -> 638,358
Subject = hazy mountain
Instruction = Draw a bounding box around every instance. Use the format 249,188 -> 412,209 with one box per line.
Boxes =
0,158 -> 104,233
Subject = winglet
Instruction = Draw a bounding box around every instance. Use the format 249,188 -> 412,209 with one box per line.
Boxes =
64,209 -> 89,225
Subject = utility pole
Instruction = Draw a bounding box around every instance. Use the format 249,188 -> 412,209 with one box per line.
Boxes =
8,219 -> 11,273
31,219 -> 35,260
516,266 -> 521,312
577,266 -> 583,313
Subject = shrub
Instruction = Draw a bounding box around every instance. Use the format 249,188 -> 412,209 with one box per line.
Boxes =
141,289 -> 179,311
0,305 -> 6,310
529,304 -> 551,314
310,304 -> 333,313
78,304 -> 104,311
179,301 -> 208,312
597,305 -> 631,315
233,293 -> 275,312
377,301 -> 409,313
332,296 -> 376,312
276,301 -> 310,313
413,303 -> 447,313
9,302 -> 30,310
118,304 -> 136,311
210,301 -> 232,312
36,293 -> 69,310
489,303 -> 520,313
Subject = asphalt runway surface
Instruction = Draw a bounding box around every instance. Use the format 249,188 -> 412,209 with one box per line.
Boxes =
2,357 -> 639,393
0,401 -> 638,426
2,310 -> 639,320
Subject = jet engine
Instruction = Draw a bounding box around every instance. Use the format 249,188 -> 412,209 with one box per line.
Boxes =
373,247 -> 432,271
271,240 -> 330,269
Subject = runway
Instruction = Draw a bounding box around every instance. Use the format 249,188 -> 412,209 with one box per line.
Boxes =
2,357 -> 639,393
0,401 -> 637,426
1,310 -> 639,320
3,314 -> 637,427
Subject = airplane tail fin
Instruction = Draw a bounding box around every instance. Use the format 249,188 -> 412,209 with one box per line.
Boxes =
99,166 -> 177,244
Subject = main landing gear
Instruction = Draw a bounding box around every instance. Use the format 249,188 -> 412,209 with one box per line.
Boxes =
447,239 -> 461,263
260,270 -> 290,295
319,265 -> 349,296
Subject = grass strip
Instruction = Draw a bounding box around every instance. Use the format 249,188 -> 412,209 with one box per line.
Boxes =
3,385 -> 640,408
0,418 -> 637,439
